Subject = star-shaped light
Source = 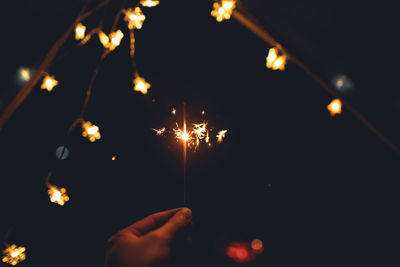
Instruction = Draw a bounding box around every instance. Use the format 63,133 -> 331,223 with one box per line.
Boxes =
133,75 -> 151,94
266,47 -> 287,71
75,22 -> 86,40
211,0 -> 236,22
40,75 -> 59,92
47,184 -> 69,206
2,244 -> 26,266
124,7 -> 146,30
327,98 -> 342,116
82,121 -> 101,142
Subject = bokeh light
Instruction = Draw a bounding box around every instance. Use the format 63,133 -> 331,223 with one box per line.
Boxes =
225,241 -> 255,263
331,74 -> 354,94
55,146 -> 69,160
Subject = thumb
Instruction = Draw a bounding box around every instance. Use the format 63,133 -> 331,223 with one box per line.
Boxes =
155,208 -> 192,241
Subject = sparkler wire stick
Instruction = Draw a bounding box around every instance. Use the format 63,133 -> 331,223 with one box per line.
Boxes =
183,102 -> 187,205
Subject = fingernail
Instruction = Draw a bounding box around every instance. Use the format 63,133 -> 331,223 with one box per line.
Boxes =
180,208 -> 192,219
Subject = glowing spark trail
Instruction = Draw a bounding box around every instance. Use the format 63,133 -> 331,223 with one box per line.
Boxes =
2,244 -> 26,266
152,127 -> 166,135
217,130 -> 227,143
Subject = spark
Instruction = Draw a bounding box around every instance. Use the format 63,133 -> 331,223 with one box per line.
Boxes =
211,0 -> 236,22
2,244 -> 26,266
82,121 -> 101,142
40,75 -> 58,92
216,130 -> 227,143
173,122 -> 192,143
205,130 -> 210,143
266,47 -> 287,71
124,7 -> 146,30
133,75 -> 151,94
327,98 -> 342,116
47,184 -> 69,206
140,0 -> 160,7
75,23 -> 86,40
152,127 -> 166,135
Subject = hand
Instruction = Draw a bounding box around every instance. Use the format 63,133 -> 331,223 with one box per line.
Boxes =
105,208 -> 193,267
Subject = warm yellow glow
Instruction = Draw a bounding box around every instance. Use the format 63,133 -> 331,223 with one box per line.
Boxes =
251,239 -> 264,254
19,68 -> 31,81
211,0 -> 236,22
47,184 -> 69,206
40,75 -> 58,92
75,23 -> 86,40
140,0 -> 160,7
82,121 -> 101,142
124,7 -> 146,30
201,110 -> 205,115
98,31 -> 110,48
172,108 -> 176,115
108,30 -> 124,51
327,98 -> 342,116
112,156 -> 116,161
205,130 -> 210,143
266,48 -> 287,71
2,244 -> 26,266
133,75 -> 151,94
216,130 -> 227,143
152,127 -> 166,135
173,123 -> 192,144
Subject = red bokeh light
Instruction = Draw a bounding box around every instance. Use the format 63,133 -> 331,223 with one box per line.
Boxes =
225,241 -> 255,263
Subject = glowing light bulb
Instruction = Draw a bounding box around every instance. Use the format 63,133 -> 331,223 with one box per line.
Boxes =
112,156 -> 116,161
109,30 -> 124,51
2,244 -> 26,266
98,31 -> 110,49
217,130 -> 227,143
140,0 -> 160,7
266,47 -> 287,71
327,98 -> 342,116
40,75 -> 58,92
82,121 -> 101,142
47,184 -> 69,206
211,0 -> 236,22
251,239 -> 264,254
75,23 -> 86,40
133,75 -> 150,94
124,7 -> 146,30
19,68 -> 31,82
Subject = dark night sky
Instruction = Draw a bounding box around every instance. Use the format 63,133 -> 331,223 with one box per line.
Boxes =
0,1 -> 399,266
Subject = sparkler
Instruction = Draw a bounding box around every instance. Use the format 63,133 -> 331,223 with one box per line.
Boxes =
152,127 -> 166,135
217,130 -> 227,143
2,244 -> 26,266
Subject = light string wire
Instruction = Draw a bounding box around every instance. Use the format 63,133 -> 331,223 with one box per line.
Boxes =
231,2 -> 400,154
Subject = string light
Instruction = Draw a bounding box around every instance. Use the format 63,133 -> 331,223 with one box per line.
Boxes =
2,244 -> 26,266
98,31 -> 110,49
124,7 -> 146,30
211,0 -> 236,22
47,184 -> 69,206
216,130 -> 227,143
108,30 -> 124,51
327,98 -> 342,116
111,155 -> 116,161
140,0 -> 160,7
81,120 -> 101,142
40,75 -> 58,92
133,75 -> 151,94
75,22 -> 86,40
19,68 -> 31,82
266,47 -> 287,71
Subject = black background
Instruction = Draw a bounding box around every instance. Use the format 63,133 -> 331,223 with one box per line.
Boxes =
0,0 -> 399,266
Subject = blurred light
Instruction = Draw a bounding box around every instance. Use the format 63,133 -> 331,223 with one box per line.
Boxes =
47,184 -> 69,206
98,31 -> 110,49
266,48 -> 286,71
112,156 -> 116,161
133,75 -> 150,94
225,241 -> 255,263
2,244 -> 26,266
251,239 -> 264,254
211,0 -> 236,22
201,110 -> 205,115
55,146 -> 69,160
172,108 -> 176,115
109,30 -> 124,51
124,7 -> 146,30
140,0 -> 160,7
18,67 -> 31,83
82,121 -> 101,142
331,74 -> 354,93
327,98 -> 342,116
75,22 -> 86,40
40,75 -> 58,92
216,130 -> 227,143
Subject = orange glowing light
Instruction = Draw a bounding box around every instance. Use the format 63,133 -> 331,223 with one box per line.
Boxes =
47,184 -> 69,206
133,75 -> 150,94
75,23 -> 86,40
82,121 -> 101,142
201,110 -> 205,115
211,0 -> 236,22
109,30 -> 124,51
40,75 -> 58,92
19,68 -> 31,81
173,122 -> 192,144
140,0 -> 160,7
205,130 -> 210,143
251,239 -> 264,254
327,98 -> 342,116
152,127 -> 166,135
216,130 -> 227,143
98,31 -> 110,48
226,241 -> 255,263
2,244 -> 26,266
172,108 -> 176,115
266,47 -> 287,71
112,156 -> 116,161
124,7 -> 146,30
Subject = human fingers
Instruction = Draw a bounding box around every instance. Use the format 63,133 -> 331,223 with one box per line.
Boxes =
154,208 -> 192,242
123,208 -> 182,237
